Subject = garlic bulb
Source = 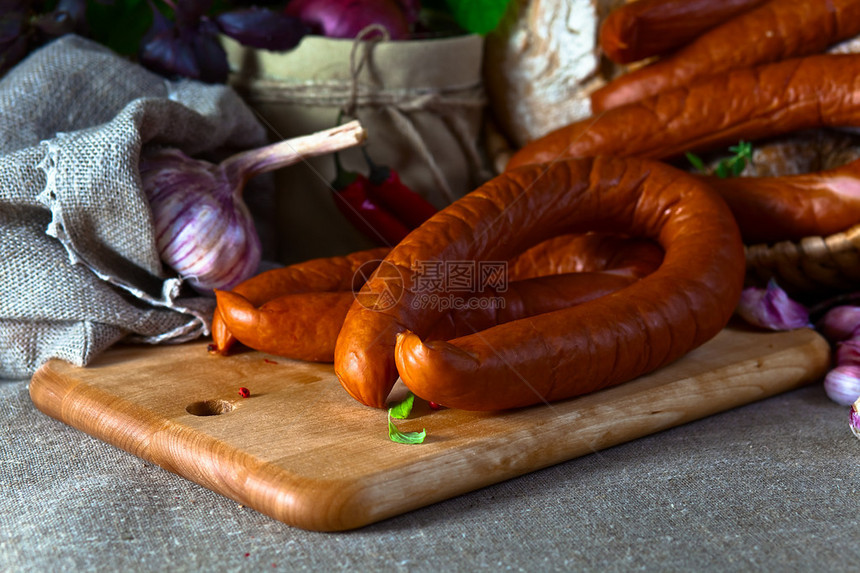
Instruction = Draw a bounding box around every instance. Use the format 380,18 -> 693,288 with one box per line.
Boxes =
140,121 -> 366,293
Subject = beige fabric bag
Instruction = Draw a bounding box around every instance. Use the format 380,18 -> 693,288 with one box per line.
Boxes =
223,31 -> 490,263
0,36 -> 268,378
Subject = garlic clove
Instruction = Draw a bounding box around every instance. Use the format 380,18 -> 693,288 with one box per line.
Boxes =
826,364 -> 860,406
836,339 -> 860,367
735,279 -> 811,331
818,305 -> 860,344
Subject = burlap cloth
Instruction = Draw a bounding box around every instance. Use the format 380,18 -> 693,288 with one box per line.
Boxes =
2,377 -> 856,571
0,35 -> 268,379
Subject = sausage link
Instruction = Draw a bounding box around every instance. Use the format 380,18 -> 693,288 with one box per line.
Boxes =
592,0 -> 860,112
424,272 -> 638,341
215,291 -> 354,362
706,157 -> 860,243
336,156 -> 745,409
216,236 -> 663,362
507,54 -> 860,169
599,0 -> 766,64
210,247 -> 389,355
509,233 -> 663,280
216,272 -> 641,362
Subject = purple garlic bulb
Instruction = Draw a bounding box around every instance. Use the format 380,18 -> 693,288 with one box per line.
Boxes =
140,120 -> 366,293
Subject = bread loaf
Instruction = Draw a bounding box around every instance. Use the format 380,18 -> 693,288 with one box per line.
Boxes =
484,0 -> 627,150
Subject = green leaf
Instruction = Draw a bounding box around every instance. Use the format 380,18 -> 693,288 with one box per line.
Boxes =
388,417 -> 427,444
443,0 -> 512,35
387,392 -> 426,444
388,392 -> 415,419
685,152 -> 705,173
86,0 -> 153,56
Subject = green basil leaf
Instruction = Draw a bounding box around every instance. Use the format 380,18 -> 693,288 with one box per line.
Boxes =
715,162 -> 728,179
86,0 -> 153,56
388,392 -> 415,419
443,0 -> 512,35
685,151 -> 705,172
388,417 -> 427,444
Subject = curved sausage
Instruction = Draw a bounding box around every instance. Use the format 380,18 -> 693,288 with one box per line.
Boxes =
706,157 -> 860,243
216,272 -> 640,362
210,247 -> 390,355
215,291 -> 354,362
335,156 -> 745,409
599,0 -> 766,64
507,54 -> 860,167
216,235 -> 664,362
509,233 -> 663,280
591,0 -> 860,112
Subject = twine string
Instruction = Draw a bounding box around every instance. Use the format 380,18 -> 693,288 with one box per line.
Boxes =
239,25 -> 488,204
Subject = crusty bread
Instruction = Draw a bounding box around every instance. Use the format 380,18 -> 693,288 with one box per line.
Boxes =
483,0 -> 629,150
484,0 -> 860,176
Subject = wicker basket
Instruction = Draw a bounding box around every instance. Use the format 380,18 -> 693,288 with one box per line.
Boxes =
745,223 -> 860,297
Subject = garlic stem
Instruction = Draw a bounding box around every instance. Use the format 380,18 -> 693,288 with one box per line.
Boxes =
221,120 -> 367,185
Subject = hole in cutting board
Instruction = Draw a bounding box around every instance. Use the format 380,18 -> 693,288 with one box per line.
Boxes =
186,399 -> 235,416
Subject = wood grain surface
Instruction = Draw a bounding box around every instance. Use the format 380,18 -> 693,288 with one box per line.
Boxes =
29,325 -> 830,532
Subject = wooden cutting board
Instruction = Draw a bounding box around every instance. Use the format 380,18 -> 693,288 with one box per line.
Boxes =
29,325 -> 830,532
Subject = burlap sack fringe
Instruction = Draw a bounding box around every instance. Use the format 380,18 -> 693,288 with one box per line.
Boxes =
0,35 -> 268,379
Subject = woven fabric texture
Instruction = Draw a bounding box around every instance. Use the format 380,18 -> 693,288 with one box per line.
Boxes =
0,36 -> 267,379
2,378 -> 857,572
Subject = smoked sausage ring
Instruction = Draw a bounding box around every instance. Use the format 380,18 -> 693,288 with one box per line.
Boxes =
215,234 -> 664,362
335,156 -> 745,409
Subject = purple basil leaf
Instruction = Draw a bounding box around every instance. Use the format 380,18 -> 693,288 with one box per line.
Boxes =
0,10 -> 24,44
53,0 -> 89,34
216,7 -> 309,51
191,19 -> 228,83
0,0 -> 28,14
140,3 -> 199,79
139,1 -> 228,83
396,0 -> 421,24
0,12 -> 28,76
173,0 -> 214,28
32,0 -> 89,38
140,29 -> 201,80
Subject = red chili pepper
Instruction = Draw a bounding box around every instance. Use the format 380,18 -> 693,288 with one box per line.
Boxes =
331,150 -> 438,246
364,152 -> 438,229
